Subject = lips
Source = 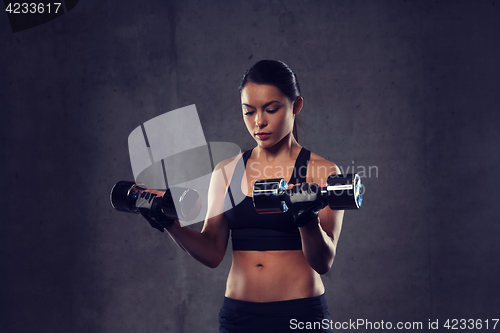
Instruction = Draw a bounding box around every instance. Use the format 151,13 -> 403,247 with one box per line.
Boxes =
255,132 -> 270,140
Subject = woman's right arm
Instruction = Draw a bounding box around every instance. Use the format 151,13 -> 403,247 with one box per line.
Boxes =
163,159 -> 233,269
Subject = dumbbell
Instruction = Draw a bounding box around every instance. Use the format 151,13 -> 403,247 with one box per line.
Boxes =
253,173 -> 363,214
110,181 -> 201,222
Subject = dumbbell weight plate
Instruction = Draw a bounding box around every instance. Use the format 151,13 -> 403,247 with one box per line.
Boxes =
325,173 -> 363,210
162,187 -> 201,222
110,181 -> 147,213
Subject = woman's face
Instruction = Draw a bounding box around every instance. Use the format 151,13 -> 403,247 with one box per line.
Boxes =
240,82 -> 301,149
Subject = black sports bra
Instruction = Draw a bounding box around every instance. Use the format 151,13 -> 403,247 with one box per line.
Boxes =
224,147 -> 311,251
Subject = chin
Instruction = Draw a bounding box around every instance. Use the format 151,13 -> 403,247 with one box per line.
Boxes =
256,141 -> 276,149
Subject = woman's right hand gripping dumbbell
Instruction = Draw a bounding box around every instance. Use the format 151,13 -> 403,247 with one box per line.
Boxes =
285,183 -> 328,227
135,191 -> 175,232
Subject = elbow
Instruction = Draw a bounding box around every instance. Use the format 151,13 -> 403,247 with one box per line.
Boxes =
314,262 -> 333,275
203,255 -> 224,269
205,261 -> 221,269
314,252 -> 335,275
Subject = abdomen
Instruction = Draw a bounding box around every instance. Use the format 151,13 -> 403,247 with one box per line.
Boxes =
225,250 -> 325,302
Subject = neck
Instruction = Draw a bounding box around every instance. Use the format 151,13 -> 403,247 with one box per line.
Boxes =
255,133 -> 301,162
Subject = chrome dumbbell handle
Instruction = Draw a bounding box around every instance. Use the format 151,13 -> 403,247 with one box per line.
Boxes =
252,178 -> 289,214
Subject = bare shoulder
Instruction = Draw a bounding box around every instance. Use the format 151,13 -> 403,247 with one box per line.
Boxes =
307,152 -> 341,185
214,152 -> 243,170
205,152 -> 244,216
212,152 -> 245,184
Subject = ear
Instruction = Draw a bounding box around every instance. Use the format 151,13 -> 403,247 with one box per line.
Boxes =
292,96 -> 303,115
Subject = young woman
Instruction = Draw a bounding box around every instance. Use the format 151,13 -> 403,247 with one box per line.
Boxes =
138,60 -> 344,332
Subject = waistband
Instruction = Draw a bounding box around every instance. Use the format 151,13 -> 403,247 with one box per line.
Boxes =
221,294 -> 328,316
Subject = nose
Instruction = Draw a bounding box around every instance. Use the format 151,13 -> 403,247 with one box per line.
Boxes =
255,111 -> 267,128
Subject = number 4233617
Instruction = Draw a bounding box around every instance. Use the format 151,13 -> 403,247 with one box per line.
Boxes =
5,3 -> 62,14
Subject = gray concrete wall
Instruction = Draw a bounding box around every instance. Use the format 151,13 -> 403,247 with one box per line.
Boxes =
1,1 -> 499,332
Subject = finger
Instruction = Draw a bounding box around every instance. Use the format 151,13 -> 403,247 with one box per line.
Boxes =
145,189 -> 164,196
287,181 -> 307,188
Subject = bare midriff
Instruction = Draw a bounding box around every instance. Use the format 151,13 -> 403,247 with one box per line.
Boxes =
225,249 -> 325,302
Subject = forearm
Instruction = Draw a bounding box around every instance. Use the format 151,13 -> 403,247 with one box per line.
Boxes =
299,218 -> 336,275
164,221 -> 227,269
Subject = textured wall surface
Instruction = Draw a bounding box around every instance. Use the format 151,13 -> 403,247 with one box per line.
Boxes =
1,1 -> 499,332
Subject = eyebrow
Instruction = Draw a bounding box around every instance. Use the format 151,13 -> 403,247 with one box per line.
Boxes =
242,100 -> 282,110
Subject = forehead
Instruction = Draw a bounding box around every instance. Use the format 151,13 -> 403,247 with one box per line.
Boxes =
240,83 -> 287,105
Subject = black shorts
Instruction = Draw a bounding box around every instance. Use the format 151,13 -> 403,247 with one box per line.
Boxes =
219,294 -> 334,333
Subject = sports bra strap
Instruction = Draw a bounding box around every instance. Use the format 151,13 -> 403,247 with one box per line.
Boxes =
242,149 -> 253,165
290,148 -> 310,184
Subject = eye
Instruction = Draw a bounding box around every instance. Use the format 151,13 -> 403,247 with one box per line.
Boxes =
244,110 -> 255,116
266,109 -> 278,114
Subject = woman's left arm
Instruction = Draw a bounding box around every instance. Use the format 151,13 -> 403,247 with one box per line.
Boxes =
299,158 -> 344,275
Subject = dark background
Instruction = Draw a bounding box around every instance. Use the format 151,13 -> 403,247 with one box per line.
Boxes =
1,1 -> 499,332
